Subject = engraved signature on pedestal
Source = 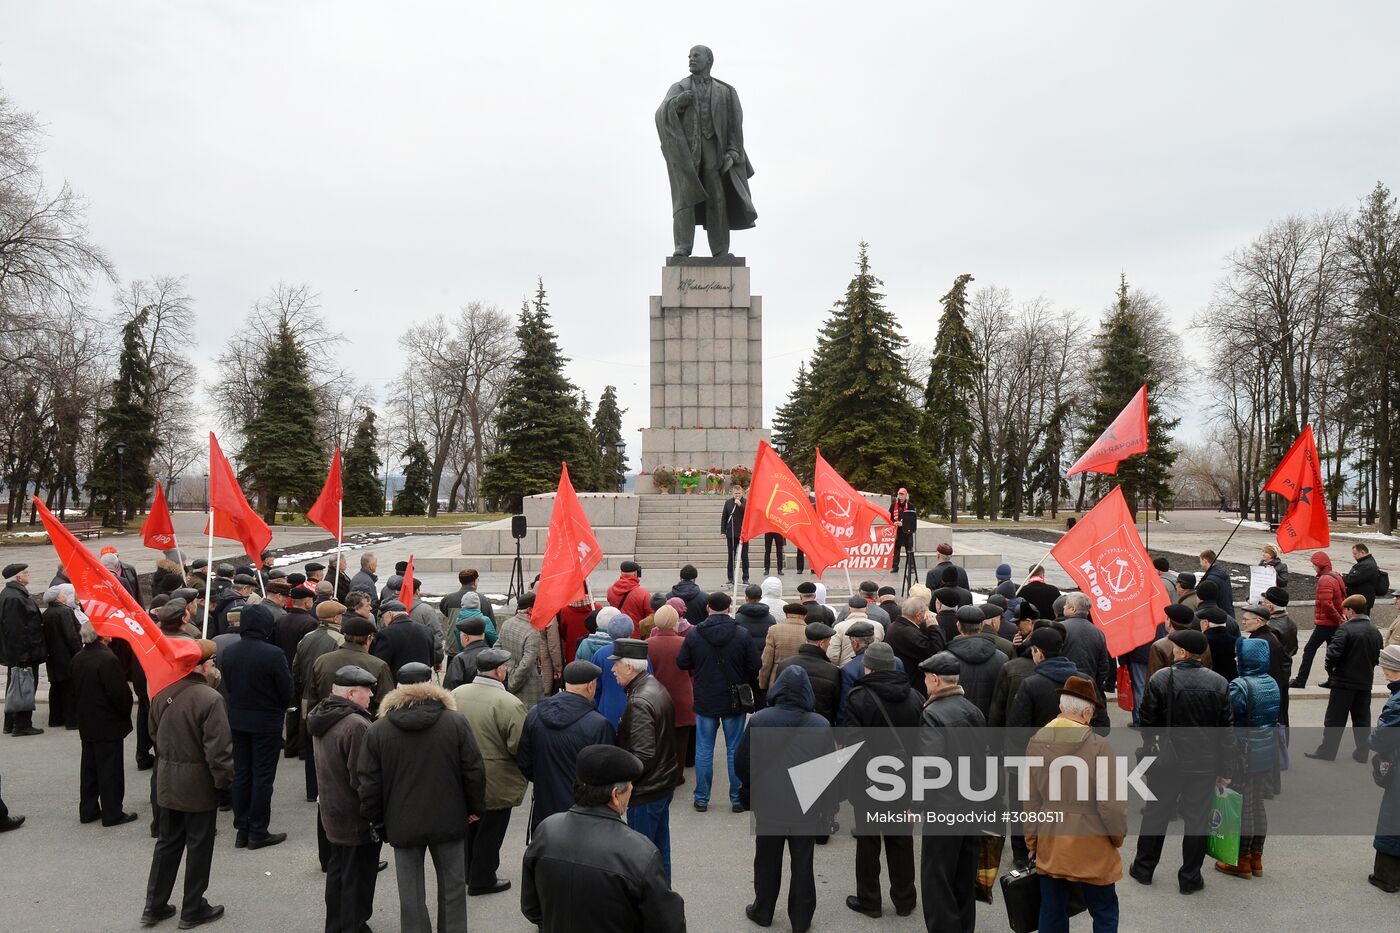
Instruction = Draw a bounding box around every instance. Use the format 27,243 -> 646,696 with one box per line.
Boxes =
678,279 -> 731,292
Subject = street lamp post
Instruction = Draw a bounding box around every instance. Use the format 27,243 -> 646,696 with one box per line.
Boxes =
114,441 -> 127,532
1268,439 -> 1282,532
773,438 -> 788,459
203,473 -> 210,512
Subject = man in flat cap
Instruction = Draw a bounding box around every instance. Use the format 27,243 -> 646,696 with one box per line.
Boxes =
443,615 -> 490,691
1307,592 -> 1383,762
1130,628 -> 1236,895
451,647 -> 526,896
371,606 -> 436,684
304,561 -> 327,585
774,620 -> 841,725
522,744 -> 686,932
613,638 -> 681,876
293,600 -> 347,818
274,586 -> 319,670
142,639 -> 231,929
917,651 -> 988,932
358,650 -> 486,933
308,665 -> 382,933
211,574 -> 254,638
1,562 -> 46,736
759,602 -> 809,691
309,616 -> 393,717
257,549 -> 276,591
518,659 -> 616,832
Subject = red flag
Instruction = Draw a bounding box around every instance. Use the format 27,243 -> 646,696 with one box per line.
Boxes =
741,441 -> 848,577
1049,486 -> 1167,656
306,448 -> 343,541
531,463 -> 603,631
1265,425 -> 1329,553
141,482 -> 177,552
203,432 -> 272,565
1066,384 -> 1150,477
35,498 -> 203,698
814,448 -> 895,571
399,554 -> 415,609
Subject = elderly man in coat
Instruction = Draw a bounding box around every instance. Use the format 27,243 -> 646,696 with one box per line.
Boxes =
1,562 -> 47,736
308,665 -> 382,933
496,601 -> 544,708
71,622 -> 137,826
450,647 -> 527,897
522,745 -> 687,932
614,638 -> 681,877
1025,675 -> 1126,931
142,640 -> 232,929
518,659 -> 615,832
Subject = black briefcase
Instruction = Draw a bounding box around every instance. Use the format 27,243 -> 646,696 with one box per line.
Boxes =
1000,864 -> 1086,933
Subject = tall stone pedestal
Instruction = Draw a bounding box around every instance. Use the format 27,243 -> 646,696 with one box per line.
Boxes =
639,257 -> 769,487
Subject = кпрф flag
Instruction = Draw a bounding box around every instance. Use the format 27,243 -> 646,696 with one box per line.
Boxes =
35,498 -> 204,697
742,441 -> 847,577
1049,486 -> 1167,657
814,448 -> 894,571
1265,424 -> 1329,553
1066,384 -> 1150,477
531,463 -> 603,631
204,432 -> 272,565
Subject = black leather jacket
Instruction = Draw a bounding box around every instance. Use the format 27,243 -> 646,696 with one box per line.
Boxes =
523,804 -> 686,932
1326,615 -> 1383,691
1139,660 -> 1236,776
619,672 -> 680,804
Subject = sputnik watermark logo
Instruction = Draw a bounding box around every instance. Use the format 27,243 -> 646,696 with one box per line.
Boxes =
787,741 -> 865,814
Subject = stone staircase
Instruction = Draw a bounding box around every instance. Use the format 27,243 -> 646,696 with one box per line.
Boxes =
633,494 -> 733,570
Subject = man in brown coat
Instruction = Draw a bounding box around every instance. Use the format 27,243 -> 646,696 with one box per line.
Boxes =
141,640 -> 233,929
1025,675 -> 1125,931
308,616 -> 393,714
759,603 -> 809,690
1147,605 -> 1211,679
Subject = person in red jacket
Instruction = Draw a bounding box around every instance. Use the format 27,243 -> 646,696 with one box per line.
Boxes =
557,595 -> 597,664
607,562 -> 653,624
1293,551 -> 1346,688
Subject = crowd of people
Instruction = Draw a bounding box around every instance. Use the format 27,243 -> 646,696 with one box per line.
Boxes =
1,535 -> 1400,932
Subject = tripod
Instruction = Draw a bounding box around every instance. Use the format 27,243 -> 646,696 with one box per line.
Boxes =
506,536 -> 526,606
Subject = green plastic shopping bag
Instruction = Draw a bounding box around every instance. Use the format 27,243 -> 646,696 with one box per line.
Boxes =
1206,787 -> 1243,866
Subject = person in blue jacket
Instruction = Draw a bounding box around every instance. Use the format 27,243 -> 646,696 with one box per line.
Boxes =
1369,645 -> 1400,893
1215,636 -> 1280,879
517,659 -> 616,833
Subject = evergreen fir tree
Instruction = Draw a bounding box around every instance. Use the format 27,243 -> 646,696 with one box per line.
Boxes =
480,281 -> 600,510
771,363 -> 817,482
342,407 -> 383,516
394,440 -> 431,515
87,309 -> 159,527
592,385 -> 628,491
1026,400 -> 1072,516
999,423 -> 1025,518
240,319 -> 327,519
922,273 -> 981,519
1079,275 -> 1180,516
804,244 -> 927,494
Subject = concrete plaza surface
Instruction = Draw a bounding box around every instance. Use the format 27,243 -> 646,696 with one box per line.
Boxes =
1,697 -> 1396,932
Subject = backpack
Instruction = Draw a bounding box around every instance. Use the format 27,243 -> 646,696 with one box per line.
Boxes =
1375,568 -> 1391,597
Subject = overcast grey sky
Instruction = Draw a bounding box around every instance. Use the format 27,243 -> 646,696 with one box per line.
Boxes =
6,1 -> 1398,466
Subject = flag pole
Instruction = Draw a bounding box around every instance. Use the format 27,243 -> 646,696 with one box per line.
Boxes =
201,505 -> 214,638
334,500 -> 343,591
843,565 -> 854,598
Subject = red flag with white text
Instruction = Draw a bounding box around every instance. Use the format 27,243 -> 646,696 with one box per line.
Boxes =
36,498 -> 203,698
1265,425 -> 1329,553
203,433 -> 272,565
741,442 -> 848,576
306,448 -> 343,541
531,463 -> 603,631
1049,486 -> 1166,656
141,483 -> 177,552
1066,384 -> 1150,477
814,448 -> 895,571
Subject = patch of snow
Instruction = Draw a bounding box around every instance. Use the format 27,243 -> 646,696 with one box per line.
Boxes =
5,530 -> 48,538
1221,518 -> 1271,531
1335,531 -> 1396,543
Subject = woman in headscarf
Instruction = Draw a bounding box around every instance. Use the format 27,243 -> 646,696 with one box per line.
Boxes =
665,597 -> 693,635
452,591 -> 496,648
42,584 -> 83,728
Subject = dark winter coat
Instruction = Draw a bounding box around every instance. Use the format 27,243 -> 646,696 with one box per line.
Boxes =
1370,680 -> 1400,857
517,690 -> 616,830
945,632 -> 1008,719
736,666 -> 837,833
1203,625 -> 1239,682
1199,561 -> 1236,618
307,695 -> 373,845
349,569 -> 380,611
71,641 -> 134,742
1061,614 -> 1113,695
884,615 -> 944,696
41,604 -> 82,682
721,496 -> 745,538
1006,655 -> 1110,745
523,804 -> 686,933
1139,660 -> 1236,776
666,580 -> 709,626
735,602 -> 775,644
1345,553 -> 1384,613
370,617 -> 436,681
218,607 -> 293,733
1016,580 -> 1062,624
1325,615 -> 1383,691
617,671 -> 680,804
676,614 -> 760,718
151,559 -> 185,597
918,685 -> 989,812
210,590 -> 246,639
150,673 -> 234,812
357,682 -> 486,846
989,648 -> 1034,729
775,643 -> 841,724
272,608 -> 318,671
293,622 -> 343,711
844,669 -> 923,732
0,579 -> 45,667
1230,638 -> 1281,774
443,640 -> 489,691
1312,552 -> 1345,628
309,643 -> 394,712
925,559 -> 970,592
